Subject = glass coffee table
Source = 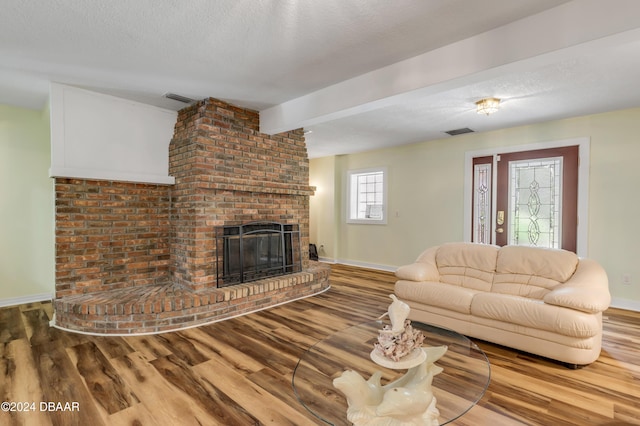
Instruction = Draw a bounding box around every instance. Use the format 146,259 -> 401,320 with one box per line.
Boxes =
292,320 -> 490,425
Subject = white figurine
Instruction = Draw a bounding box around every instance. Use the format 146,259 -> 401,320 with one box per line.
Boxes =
333,346 -> 447,426
378,294 -> 411,335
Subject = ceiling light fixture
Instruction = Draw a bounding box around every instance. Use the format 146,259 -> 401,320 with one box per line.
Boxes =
476,97 -> 500,115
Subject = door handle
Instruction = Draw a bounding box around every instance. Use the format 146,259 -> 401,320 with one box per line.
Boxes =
496,228 -> 504,233
497,210 -> 504,225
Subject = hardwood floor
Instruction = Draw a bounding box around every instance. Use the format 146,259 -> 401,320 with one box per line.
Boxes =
1,264 -> 639,425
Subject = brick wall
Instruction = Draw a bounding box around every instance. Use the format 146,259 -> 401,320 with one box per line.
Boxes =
52,97 -> 326,334
55,179 -> 171,298
169,98 -> 315,290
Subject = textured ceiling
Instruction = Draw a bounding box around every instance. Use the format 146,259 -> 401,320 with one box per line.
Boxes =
2,0 -> 640,158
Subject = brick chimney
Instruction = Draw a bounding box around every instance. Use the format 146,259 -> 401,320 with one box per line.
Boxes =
169,98 -> 315,290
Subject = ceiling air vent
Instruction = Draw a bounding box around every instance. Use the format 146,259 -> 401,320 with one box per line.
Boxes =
445,128 -> 475,136
164,93 -> 195,104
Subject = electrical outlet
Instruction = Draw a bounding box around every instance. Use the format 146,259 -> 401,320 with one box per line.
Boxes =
622,273 -> 632,285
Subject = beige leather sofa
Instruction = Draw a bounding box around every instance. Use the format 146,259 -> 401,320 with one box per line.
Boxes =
394,242 -> 611,366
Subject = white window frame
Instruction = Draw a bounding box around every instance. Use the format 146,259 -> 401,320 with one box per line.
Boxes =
346,167 -> 388,225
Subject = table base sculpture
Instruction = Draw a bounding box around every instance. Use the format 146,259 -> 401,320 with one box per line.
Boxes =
333,295 -> 448,425
333,346 -> 447,425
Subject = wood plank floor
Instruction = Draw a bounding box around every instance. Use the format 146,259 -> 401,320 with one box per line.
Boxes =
1,264 -> 639,425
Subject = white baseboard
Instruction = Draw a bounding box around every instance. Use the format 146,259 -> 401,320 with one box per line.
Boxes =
326,258 -> 397,273
0,293 -> 53,308
610,297 -> 640,312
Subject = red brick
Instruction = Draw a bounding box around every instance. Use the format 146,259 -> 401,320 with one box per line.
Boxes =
54,97 -> 324,334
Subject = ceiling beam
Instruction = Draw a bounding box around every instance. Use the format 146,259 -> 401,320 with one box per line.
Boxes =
259,0 -> 640,135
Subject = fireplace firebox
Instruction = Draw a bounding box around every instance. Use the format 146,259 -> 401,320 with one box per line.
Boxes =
215,222 -> 302,287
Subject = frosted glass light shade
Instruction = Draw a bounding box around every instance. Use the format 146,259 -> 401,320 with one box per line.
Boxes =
476,97 -> 500,115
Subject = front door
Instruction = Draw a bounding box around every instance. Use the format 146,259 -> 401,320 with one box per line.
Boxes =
472,146 -> 579,252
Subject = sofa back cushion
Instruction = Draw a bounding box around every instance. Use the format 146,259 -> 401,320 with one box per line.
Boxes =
493,246 -> 579,299
436,243 -> 498,292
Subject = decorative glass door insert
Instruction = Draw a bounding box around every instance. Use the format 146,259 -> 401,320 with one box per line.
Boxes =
508,157 -> 562,248
472,157 -> 492,244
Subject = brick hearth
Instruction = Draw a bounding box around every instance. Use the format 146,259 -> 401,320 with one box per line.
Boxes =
54,263 -> 329,334
53,98 -> 330,334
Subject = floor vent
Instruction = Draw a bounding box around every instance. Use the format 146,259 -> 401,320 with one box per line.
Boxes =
445,127 -> 475,136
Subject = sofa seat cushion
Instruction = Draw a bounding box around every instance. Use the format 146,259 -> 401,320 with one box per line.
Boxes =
435,243 -> 498,292
395,280 -> 479,315
493,246 -> 579,298
470,315 -> 599,350
470,292 -> 600,338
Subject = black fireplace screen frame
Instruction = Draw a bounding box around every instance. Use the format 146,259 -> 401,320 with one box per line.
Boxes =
215,222 -> 302,287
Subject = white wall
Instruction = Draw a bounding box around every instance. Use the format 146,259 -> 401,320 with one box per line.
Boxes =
0,105 -> 54,305
49,83 -> 176,184
310,107 -> 640,310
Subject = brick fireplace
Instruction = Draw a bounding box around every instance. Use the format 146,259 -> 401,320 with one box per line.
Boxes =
53,98 -> 330,334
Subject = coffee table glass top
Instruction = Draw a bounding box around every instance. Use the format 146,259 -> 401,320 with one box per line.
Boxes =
292,320 -> 490,425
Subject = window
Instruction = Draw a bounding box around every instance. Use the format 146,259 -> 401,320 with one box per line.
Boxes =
347,167 -> 387,224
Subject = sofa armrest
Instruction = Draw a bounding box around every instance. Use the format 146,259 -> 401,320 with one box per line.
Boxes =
543,258 -> 611,313
395,262 -> 440,282
395,246 -> 440,282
